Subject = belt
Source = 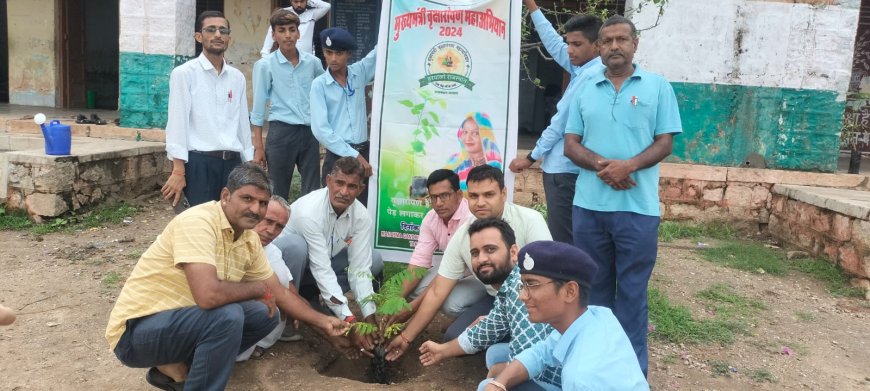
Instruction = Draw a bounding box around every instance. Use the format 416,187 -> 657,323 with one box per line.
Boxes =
349,141 -> 369,152
191,150 -> 241,160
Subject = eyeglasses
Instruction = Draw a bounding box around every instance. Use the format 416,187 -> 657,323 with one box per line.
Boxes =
518,280 -> 555,293
428,192 -> 454,204
201,26 -> 231,35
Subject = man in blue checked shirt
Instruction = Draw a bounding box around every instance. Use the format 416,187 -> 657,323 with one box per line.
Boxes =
310,27 -> 377,206
418,218 -> 560,391
508,0 -> 603,244
250,9 -> 325,200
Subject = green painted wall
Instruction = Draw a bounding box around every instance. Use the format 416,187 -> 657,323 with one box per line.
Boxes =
119,52 -> 189,129
669,82 -> 844,172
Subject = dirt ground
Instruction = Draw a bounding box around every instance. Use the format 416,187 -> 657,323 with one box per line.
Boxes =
1,196 -> 869,390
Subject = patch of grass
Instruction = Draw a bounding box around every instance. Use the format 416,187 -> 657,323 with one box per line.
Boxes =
531,203 -> 547,220
699,242 -> 788,275
794,310 -> 816,322
658,220 -> 738,243
789,258 -> 865,297
648,287 -> 735,344
661,354 -> 677,365
748,368 -> 775,383
287,171 -> 303,203
101,271 -> 121,288
125,250 -> 145,260
0,201 -> 138,234
695,284 -> 765,336
709,360 -> 731,377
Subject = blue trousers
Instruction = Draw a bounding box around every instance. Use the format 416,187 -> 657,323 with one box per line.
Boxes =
184,151 -> 242,207
477,343 -> 560,391
113,301 -> 278,391
542,172 -> 578,244
572,207 -> 659,376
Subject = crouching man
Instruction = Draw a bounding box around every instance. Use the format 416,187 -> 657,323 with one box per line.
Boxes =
105,163 -> 347,390
481,241 -> 648,391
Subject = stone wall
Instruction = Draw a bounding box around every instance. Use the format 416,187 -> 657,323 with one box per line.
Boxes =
4,141 -> 169,221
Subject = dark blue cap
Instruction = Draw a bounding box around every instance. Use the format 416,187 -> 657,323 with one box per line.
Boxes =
321,27 -> 356,51
518,241 -> 598,286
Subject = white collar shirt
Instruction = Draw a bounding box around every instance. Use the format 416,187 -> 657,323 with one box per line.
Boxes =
260,0 -> 332,56
164,53 -> 253,162
285,188 -> 376,318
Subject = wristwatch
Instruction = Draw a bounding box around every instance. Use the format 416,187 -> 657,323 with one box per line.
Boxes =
525,152 -> 537,163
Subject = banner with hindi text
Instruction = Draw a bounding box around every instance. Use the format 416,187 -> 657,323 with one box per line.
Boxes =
368,0 -> 520,261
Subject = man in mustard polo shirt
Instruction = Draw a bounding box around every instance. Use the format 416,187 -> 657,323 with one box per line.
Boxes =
106,163 -> 347,390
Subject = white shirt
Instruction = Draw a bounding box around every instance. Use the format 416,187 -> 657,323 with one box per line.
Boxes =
165,53 -> 253,162
260,0 -> 332,56
264,243 -> 293,288
285,187 -> 375,318
438,203 -> 552,295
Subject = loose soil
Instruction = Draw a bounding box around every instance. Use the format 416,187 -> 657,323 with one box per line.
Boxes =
1,196 -> 869,390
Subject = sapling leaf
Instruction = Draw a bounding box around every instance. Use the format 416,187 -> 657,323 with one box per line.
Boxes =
398,99 -> 415,108
428,111 -> 439,124
411,140 -> 425,153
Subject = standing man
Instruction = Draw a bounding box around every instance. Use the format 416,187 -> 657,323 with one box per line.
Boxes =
278,157 -> 384,354
106,163 -> 346,390
481,241 -> 648,390
385,164 -> 553,360
162,11 -> 256,208
563,15 -> 682,376
508,0 -> 602,244
389,169 -> 473,324
418,218 -> 561,391
261,0 -> 331,57
251,9 -> 325,200
310,28 -> 377,205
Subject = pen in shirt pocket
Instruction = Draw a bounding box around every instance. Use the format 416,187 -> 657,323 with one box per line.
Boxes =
228,89 -> 233,103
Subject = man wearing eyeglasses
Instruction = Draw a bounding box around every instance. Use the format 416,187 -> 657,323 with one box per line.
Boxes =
417,218 -> 562,391
310,27 -> 378,206
481,241 -> 648,391
385,164 -> 552,359
162,11 -> 257,209
383,169 -> 473,327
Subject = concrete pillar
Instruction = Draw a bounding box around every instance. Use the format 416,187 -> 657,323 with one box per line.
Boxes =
118,0 -> 195,129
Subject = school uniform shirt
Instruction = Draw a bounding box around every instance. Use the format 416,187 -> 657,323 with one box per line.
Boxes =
250,49 -> 324,127
165,53 -> 253,162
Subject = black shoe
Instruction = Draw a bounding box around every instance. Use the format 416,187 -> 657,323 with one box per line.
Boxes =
75,113 -> 91,124
90,114 -> 107,125
145,367 -> 185,391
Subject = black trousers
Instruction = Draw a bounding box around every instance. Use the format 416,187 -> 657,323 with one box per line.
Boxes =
184,152 -> 242,207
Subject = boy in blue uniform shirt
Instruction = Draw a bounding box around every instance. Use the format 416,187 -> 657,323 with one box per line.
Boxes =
482,241 -> 648,391
310,27 -> 377,205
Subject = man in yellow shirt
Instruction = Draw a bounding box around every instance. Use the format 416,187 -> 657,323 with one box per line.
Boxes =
106,163 -> 346,390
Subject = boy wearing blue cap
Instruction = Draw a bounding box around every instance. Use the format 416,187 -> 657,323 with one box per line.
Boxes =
482,241 -> 648,391
310,27 -> 377,205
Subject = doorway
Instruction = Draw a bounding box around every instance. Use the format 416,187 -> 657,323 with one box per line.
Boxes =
58,0 -> 119,109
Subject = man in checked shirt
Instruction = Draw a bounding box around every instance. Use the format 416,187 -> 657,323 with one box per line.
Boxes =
417,218 -> 560,391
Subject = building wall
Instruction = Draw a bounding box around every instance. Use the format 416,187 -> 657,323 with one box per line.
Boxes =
118,0 -> 196,128
630,0 -> 860,172
224,0 -> 273,102
7,0 -> 57,107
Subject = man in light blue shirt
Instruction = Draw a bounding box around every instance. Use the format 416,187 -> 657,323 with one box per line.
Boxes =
563,15 -> 682,376
508,0 -> 603,244
310,27 -> 377,205
251,9 -> 324,200
482,241 -> 648,391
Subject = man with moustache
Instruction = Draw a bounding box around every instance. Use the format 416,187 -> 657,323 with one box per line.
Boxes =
417,218 -> 561,391
251,9 -> 325,199
106,163 -> 347,390
279,157 -> 384,356
508,0 -> 603,244
563,15 -> 682,376
481,241 -> 648,390
260,0 -> 331,57
162,11 -> 256,209
385,164 -> 552,359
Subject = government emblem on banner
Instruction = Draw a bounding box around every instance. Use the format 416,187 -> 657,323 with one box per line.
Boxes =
420,41 -> 475,91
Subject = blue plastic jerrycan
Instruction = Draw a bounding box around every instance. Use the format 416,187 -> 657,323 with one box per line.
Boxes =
35,114 -> 71,155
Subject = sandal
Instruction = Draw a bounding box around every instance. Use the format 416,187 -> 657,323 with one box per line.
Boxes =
90,114 -> 107,125
75,113 -> 92,124
145,367 -> 185,391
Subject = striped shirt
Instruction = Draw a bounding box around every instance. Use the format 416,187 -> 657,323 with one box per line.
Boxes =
105,201 -> 273,350
457,267 -> 562,386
